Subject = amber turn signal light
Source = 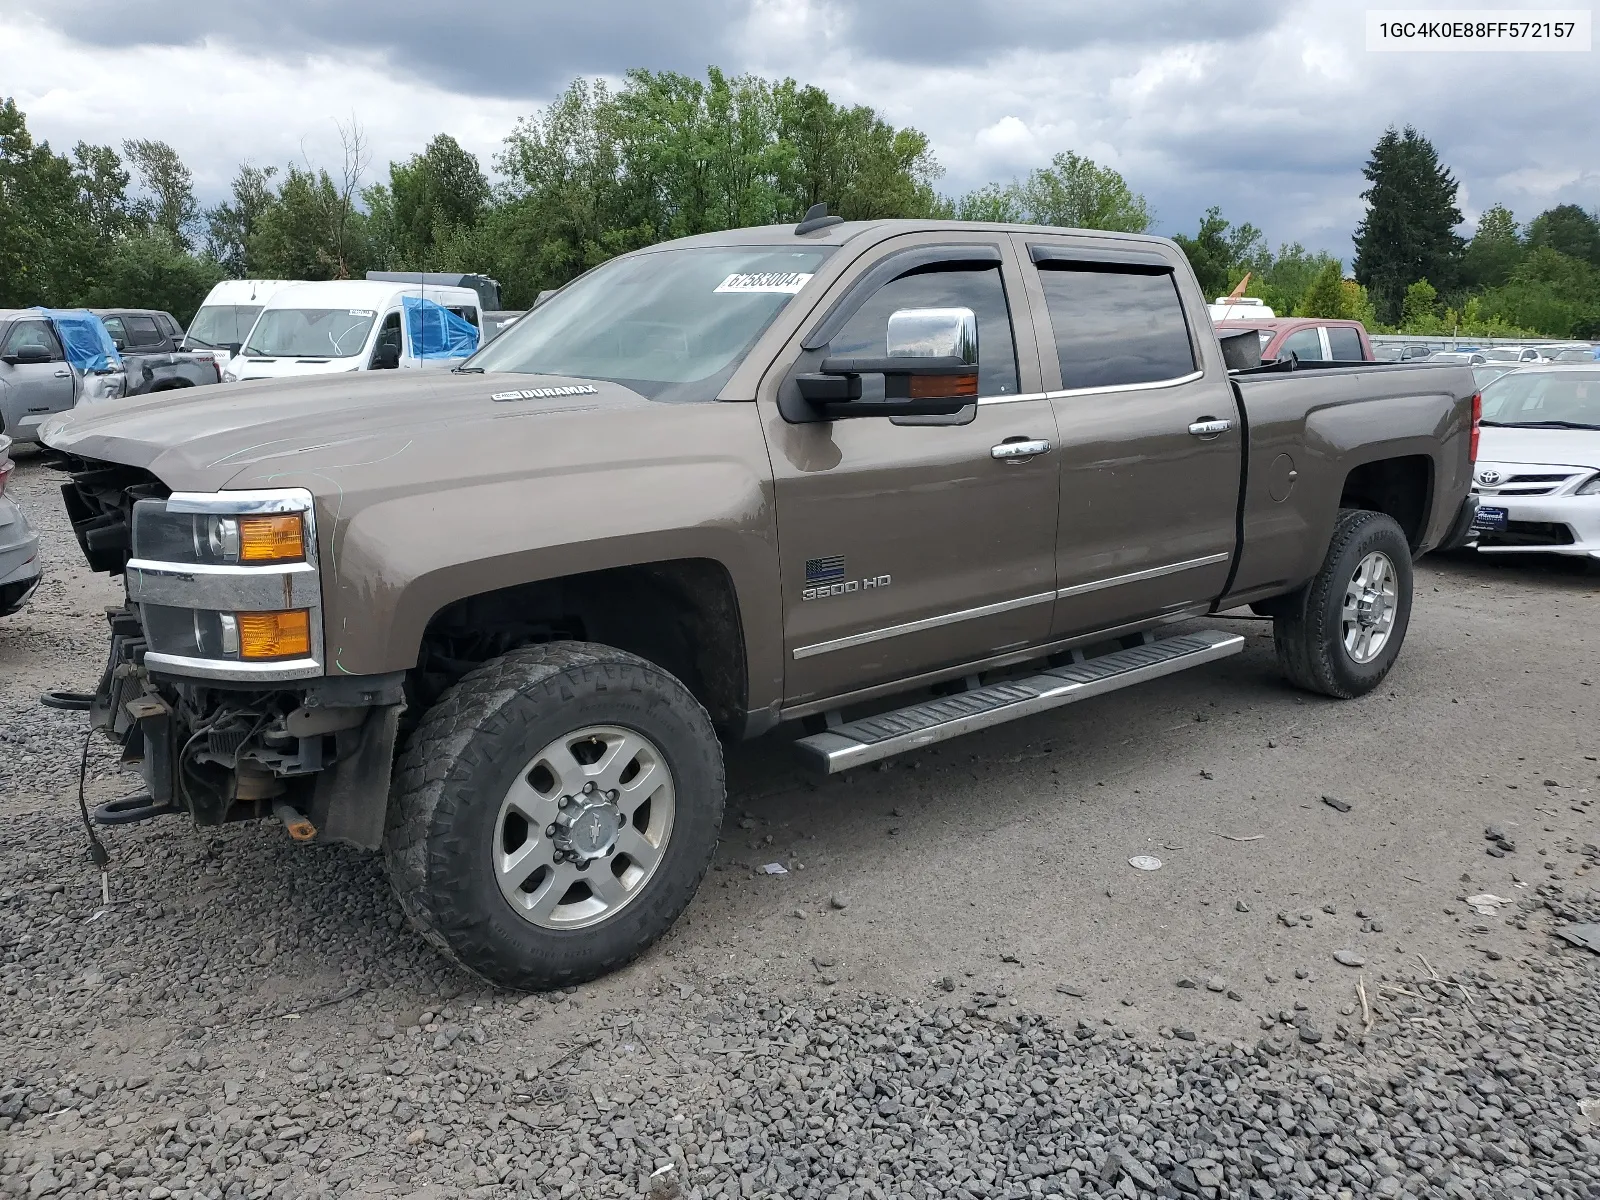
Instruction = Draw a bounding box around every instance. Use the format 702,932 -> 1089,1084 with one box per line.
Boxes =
237,610 -> 312,659
908,372 -> 979,400
238,514 -> 305,563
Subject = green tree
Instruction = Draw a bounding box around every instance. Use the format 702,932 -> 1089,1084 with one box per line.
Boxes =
71,142 -> 134,245
948,151 -> 1150,233
1525,204 -> 1600,268
1018,151 -> 1151,232
205,163 -> 279,277
1461,203 -> 1522,289
122,138 -> 199,247
489,69 -> 945,306
1352,126 -> 1464,325
247,165 -> 371,280
1398,278 -> 1445,334
377,133 -> 492,269
82,229 -> 225,324
1478,246 -> 1600,338
1171,207 -> 1267,300
951,181 -> 1023,222
0,97 -> 93,306
1294,260 -> 1348,318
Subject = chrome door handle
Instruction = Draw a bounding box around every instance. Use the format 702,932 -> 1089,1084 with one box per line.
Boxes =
54,369 -> 71,378
1188,418 -> 1233,438
992,438 -> 1051,462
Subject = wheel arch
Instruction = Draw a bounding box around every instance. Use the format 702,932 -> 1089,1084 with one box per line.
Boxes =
409,558 -> 751,738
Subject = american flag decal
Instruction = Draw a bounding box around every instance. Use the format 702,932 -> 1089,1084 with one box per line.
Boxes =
805,555 -> 846,583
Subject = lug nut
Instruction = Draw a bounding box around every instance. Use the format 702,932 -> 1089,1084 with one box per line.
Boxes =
607,789 -> 619,801
558,796 -> 570,808
545,824 -> 557,837
583,781 -> 596,794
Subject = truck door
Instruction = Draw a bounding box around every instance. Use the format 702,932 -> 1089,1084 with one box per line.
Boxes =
0,319 -> 77,440
1013,236 -> 1241,639
759,235 -> 1060,707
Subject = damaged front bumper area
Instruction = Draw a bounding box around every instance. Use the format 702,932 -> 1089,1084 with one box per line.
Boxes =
64,467 -> 404,848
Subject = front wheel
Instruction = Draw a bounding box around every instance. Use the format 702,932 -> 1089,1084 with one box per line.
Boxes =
1273,509 -> 1414,699
385,641 -> 725,989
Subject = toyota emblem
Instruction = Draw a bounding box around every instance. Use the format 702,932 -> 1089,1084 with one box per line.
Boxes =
1476,468 -> 1502,486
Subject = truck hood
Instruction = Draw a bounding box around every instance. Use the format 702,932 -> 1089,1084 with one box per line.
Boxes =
39,370 -> 655,492
1479,426 -> 1600,472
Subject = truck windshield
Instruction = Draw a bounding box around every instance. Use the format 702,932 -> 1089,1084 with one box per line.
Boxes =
244,308 -> 377,358
468,246 -> 832,400
1480,370 -> 1600,429
185,304 -> 262,349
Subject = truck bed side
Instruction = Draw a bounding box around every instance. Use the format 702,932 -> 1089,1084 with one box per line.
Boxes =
1223,361 -> 1476,607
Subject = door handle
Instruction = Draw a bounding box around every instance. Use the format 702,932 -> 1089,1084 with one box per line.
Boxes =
54,369 -> 71,378
1188,418 -> 1233,438
991,438 -> 1051,463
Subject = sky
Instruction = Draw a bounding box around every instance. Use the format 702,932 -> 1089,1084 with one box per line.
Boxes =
3,0 -> 1598,261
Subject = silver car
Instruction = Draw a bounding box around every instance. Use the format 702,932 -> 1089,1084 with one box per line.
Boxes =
1471,365 -> 1600,561
0,434 -> 41,615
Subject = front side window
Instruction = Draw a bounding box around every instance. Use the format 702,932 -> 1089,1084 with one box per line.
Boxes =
1,321 -> 64,359
1327,326 -> 1364,360
1037,265 -> 1196,390
369,312 -> 403,369
186,304 -> 263,348
1278,328 -> 1324,362
100,315 -> 128,348
245,308 -> 377,358
125,314 -> 163,348
468,246 -> 832,402
827,265 -> 1019,401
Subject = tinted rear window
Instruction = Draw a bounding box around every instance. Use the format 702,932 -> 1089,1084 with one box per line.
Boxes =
1037,266 -> 1195,391
1327,326 -> 1363,360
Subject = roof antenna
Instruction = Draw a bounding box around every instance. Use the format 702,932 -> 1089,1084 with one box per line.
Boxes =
795,203 -> 844,236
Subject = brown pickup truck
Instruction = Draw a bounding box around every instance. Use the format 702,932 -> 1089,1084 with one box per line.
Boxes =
42,214 -> 1481,989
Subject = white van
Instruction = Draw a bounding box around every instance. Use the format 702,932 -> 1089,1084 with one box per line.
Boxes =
224,280 -> 483,382
183,279 -> 305,372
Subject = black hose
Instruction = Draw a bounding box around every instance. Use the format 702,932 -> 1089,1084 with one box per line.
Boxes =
43,690 -> 95,710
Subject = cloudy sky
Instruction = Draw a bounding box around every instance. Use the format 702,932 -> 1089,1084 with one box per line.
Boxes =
3,0 -> 1597,260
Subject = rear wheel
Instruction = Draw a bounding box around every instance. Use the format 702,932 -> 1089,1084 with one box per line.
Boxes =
385,641 -> 724,989
1273,509 -> 1414,698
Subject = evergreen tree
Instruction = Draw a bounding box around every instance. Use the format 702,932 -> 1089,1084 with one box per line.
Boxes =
205,164 -> 279,278
1352,126 -> 1464,325
1461,203 -> 1522,289
1294,260 -> 1348,318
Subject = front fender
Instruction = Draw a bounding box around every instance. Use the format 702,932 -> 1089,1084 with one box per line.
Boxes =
253,400 -> 784,714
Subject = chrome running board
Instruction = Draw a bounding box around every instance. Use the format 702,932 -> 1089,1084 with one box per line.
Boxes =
793,630 -> 1245,775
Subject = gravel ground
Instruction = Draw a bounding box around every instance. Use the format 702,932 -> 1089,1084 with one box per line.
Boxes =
3,448 -> 1600,1200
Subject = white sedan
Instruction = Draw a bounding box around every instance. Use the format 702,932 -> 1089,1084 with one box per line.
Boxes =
1470,365 -> 1600,560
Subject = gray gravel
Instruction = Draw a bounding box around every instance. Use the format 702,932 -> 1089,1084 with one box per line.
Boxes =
4,453 -> 1600,1199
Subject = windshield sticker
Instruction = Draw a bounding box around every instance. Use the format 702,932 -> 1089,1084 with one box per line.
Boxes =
347,309 -> 375,317
714,272 -> 814,294
492,384 -> 599,402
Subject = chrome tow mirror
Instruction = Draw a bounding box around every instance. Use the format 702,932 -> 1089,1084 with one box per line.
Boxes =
886,307 -> 977,364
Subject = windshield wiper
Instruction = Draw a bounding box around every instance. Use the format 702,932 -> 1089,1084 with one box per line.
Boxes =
452,365 -> 485,374
1482,420 -> 1600,430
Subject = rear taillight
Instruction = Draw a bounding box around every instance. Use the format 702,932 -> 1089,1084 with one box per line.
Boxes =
0,459 -> 12,499
1469,392 -> 1482,463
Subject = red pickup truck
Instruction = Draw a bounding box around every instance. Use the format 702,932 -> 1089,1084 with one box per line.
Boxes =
1215,317 -> 1375,364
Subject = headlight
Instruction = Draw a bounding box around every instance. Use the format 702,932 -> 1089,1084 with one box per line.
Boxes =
1579,473 -> 1600,496
133,503 -> 306,565
221,368 -> 238,382
125,489 -> 322,680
